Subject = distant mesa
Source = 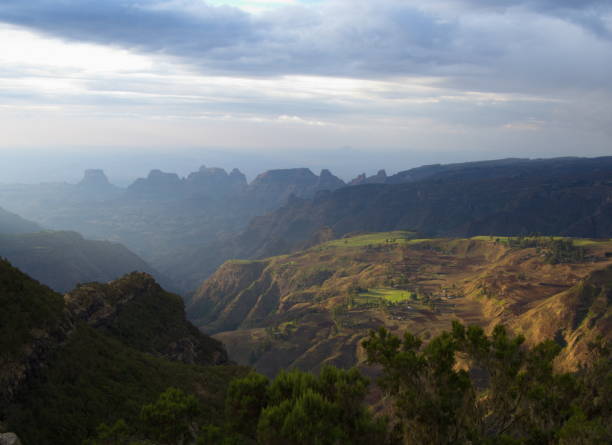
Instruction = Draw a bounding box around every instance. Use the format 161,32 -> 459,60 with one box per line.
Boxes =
127,165 -> 248,198
250,168 -> 318,187
77,169 -> 113,189
185,165 -> 247,194
127,169 -> 183,196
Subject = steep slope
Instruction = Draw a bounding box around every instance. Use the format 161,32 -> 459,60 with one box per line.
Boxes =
0,259 -> 69,409
0,261 -> 242,445
510,265 -> 612,371
0,231 -> 164,293
188,234 -> 612,376
0,207 -> 41,234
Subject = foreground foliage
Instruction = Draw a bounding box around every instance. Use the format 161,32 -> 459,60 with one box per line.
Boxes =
85,322 -> 611,445
88,367 -> 389,445
363,322 -> 611,445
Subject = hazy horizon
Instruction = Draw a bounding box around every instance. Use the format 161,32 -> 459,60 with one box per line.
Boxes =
3,148 -> 611,186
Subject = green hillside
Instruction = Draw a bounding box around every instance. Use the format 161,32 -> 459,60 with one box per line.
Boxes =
189,233 -> 612,376
0,260 -> 246,445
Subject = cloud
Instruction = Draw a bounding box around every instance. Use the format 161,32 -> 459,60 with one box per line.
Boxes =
0,1 -> 255,55
458,0 -> 612,38
0,0 -> 609,93
0,0 -> 611,157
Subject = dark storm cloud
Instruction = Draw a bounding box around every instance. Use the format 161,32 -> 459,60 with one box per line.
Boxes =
0,0 -> 459,77
0,0 -> 255,54
0,0 -> 611,94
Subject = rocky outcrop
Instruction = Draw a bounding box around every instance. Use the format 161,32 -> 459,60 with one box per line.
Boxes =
316,169 -> 345,191
0,433 -> 22,445
348,169 -> 387,185
128,166 -> 249,200
66,272 -> 228,365
185,165 -> 247,196
127,169 -> 183,197
77,169 -> 112,189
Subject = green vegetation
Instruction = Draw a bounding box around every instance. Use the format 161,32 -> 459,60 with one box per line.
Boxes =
358,288 -> 413,304
86,387 -> 201,445
320,231 -> 416,248
222,366 -> 389,444
0,258 -> 64,360
6,324 -> 245,445
363,323 -> 612,444
81,323 -> 612,445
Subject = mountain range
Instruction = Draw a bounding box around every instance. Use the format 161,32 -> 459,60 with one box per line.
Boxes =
164,156 -> 612,291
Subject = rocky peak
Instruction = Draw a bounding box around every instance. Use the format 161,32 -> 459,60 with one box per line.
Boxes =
77,169 -> 112,189
229,168 -> 247,184
65,272 -> 228,365
127,169 -> 183,197
147,169 -> 182,185
185,165 -> 247,195
316,169 -> 345,191
348,173 -> 367,185
348,170 -> 387,186
0,433 -> 22,445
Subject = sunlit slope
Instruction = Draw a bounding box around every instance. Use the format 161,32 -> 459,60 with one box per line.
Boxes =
188,234 -> 612,376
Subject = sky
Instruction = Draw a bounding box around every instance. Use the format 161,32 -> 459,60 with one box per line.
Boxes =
0,0 -> 611,182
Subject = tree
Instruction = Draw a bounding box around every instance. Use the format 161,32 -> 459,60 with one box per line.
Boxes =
139,387 -> 200,444
362,322 -> 603,445
224,372 -> 270,439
